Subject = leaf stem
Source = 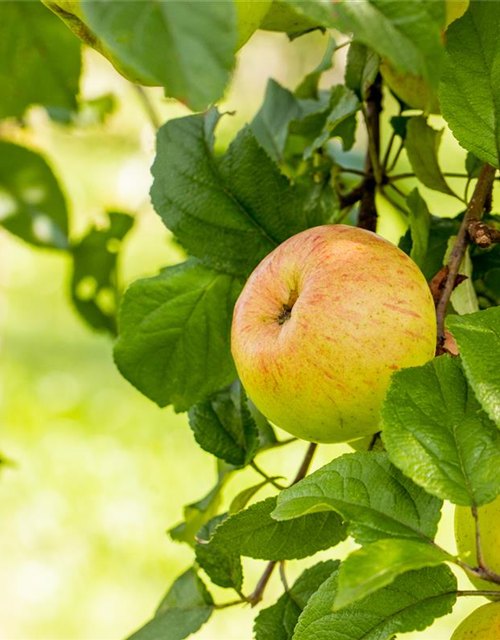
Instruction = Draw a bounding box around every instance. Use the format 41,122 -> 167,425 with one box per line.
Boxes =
134,85 -> 161,131
457,590 -> 500,598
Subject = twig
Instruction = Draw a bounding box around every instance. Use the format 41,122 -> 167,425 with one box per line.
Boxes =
472,505 -> 487,570
435,163 -> 496,348
292,443 -> 317,484
134,85 -> 161,131
467,219 -> 500,248
358,73 -> 382,231
250,461 -> 286,490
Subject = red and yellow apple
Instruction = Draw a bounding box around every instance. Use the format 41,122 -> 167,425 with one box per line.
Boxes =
455,496 -> 500,595
451,603 -> 500,640
231,225 -> 436,444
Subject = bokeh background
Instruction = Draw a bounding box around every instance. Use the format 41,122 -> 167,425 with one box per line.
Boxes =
0,26 -> 487,640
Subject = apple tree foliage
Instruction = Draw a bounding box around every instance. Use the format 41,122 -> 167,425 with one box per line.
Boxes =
2,1 -> 500,638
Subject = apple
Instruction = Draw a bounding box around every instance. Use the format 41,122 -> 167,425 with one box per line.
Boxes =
231,225 -> 436,444
42,1 -> 270,85
455,496 -> 500,596
451,603 -> 500,640
260,1 -> 318,34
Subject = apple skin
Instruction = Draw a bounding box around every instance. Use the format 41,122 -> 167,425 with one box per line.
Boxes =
42,1 -> 270,85
455,496 -> 500,596
451,603 -> 500,640
260,1 -> 318,34
231,225 -> 436,444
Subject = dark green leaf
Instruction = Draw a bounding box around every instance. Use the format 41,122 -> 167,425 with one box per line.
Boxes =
71,212 -> 133,334
295,37 -> 336,100
188,382 -> 259,467
195,514 -> 243,592
383,355 -> 500,506
114,259 -> 242,410
344,42 -> 380,100
151,111 -> 328,278
306,86 -> 360,156
0,140 -> 69,250
211,496 -> 347,561
335,539 -> 451,610
293,564 -> 457,640
273,452 -> 442,543
0,2 -> 81,118
406,188 -> 431,269
405,117 -> 455,196
81,0 -> 236,111
440,2 -> 500,167
251,80 -> 302,163
127,568 -> 213,640
390,115 -> 410,140
447,307 -> 500,426
254,561 -> 337,640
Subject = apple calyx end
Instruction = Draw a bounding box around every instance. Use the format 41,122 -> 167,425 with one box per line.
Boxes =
276,288 -> 298,326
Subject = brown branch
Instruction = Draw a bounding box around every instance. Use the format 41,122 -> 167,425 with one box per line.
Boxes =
358,73 -> 382,231
467,219 -> 500,248
435,163 -> 497,348
246,442 -> 317,606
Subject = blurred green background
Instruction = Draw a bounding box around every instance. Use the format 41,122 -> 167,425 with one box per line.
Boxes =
0,28 -> 487,640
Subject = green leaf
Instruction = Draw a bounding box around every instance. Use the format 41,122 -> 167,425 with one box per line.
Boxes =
229,478 -> 280,514
0,2 -> 81,118
195,514 -> 243,592
0,140 -> 69,250
295,37 -> 336,100
292,564 -> 457,640
440,2 -> 500,167
251,80 -> 302,163
127,568 -> 213,640
447,307 -> 500,426
332,0 -> 445,90
405,117 -> 456,196
188,382 -> 259,467
71,212 -> 133,334
254,561 -> 338,640
445,237 -> 479,316
169,462 -> 234,546
210,496 -> 347,561
306,86 -> 360,156
406,188 -> 431,269
273,452 -> 442,544
81,0 -> 236,111
114,259 -> 242,410
335,539 -> 451,610
382,355 -> 500,506
151,111 -> 328,278
466,152 -> 483,179
344,42 -> 380,101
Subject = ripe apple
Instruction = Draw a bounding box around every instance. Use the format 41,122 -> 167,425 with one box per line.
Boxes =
455,496 -> 500,596
451,603 -> 500,640
260,1 -> 318,34
231,225 -> 436,444
42,0 -> 270,85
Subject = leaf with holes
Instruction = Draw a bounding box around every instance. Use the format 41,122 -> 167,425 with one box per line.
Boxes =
71,212 -> 133,334
0,140 -> 69,250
